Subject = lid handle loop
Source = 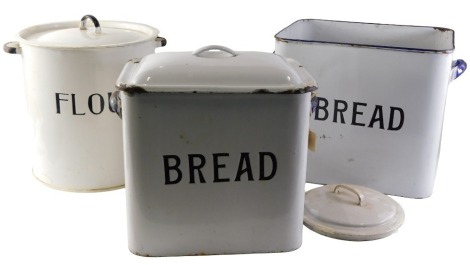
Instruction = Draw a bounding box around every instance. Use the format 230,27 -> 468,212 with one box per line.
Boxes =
333,184 -> 365,207
192,45 -> 239,57
79,14 -> 101,34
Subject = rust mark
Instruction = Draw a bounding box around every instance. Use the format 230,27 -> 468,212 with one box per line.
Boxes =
253,85 -> 318,94
130,58 -> 142,64
116,84 -> 318,95
308,130 -> 316,152
252,89 -> 271,94
116,84 -> 148,96
131,251 -> 151,257
179,134 -> 190,144
434,27 -> 451,33
282,85 -> 318,94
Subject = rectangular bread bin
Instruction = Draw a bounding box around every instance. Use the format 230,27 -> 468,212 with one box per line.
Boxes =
275,19 -> 466,198
111,45 -> 317,256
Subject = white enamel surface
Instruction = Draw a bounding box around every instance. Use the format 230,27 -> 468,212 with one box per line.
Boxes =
122,93 -> 310,256
275,19 -> 457,198
19,37 -> 159,191
116,48 -> 316,93
18,21 -> 159,48
276,19 -> 454,51
2,3 -> 470,265
304,184 -> 404,241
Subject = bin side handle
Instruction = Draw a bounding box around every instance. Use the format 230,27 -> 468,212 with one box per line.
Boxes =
109,91 -> 122,119
451,59 -> 466,81
4,41 -> 21,54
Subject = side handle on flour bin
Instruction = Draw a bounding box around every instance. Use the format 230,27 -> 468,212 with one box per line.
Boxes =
155,36 -> 167,48
3,41 -> 21,54
110,91 -> 122,119
451,59 -> 466,81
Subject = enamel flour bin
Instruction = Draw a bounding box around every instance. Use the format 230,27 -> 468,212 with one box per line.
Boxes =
4,15 -> 166,191
275,19 -> 466,198
111,45 -> 317,256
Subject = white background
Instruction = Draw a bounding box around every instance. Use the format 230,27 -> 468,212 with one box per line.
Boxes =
1,1 -> 469,264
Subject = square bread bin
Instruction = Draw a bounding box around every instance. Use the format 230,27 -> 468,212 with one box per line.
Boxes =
110,45 -> 317,256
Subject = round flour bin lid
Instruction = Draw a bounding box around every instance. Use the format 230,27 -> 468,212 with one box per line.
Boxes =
304,184 -> 405,241
16,14 -> 160,49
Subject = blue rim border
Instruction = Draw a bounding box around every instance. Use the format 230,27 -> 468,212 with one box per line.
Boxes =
275,19 -> 455,54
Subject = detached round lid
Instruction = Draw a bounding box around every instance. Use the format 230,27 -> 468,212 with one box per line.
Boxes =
304,184 -> 405,241
116,45 -> 317,93
18,15 -> 160,48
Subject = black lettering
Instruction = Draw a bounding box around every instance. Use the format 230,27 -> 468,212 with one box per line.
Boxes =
163,155 -> 182,185
235,152 -> 254,181
351,102 -> 367,126
71,94 -> 85,115
55,93 -> 68,114
188,154 -> 206,184
388,107 -> 405,131
213,153 -> 230,183
368,105 -> 385,129
88,93 -> 105,115
314,97 -> 328,121
259,152 -> 277,181
333,100 -> 348,124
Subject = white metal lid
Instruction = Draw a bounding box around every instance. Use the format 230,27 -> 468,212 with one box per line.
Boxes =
115,45 -> 317,93
18,15 -> 160,49
304,184 -> 405,241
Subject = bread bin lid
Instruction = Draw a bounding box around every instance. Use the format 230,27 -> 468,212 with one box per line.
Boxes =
115,45 -> 317,93
16,15 -> 161,49
304,184 -> 405,241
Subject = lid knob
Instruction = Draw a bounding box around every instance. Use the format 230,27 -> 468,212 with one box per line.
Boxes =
79,14 -> 101,34
192,45 -> 239,57
333,184 -> 365,207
